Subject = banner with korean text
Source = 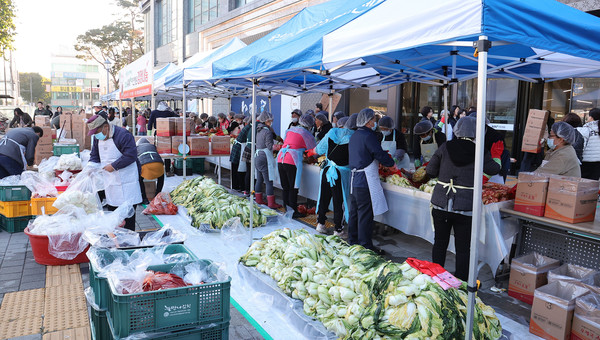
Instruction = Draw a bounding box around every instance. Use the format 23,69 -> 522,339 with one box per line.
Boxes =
119,52 -> 153,99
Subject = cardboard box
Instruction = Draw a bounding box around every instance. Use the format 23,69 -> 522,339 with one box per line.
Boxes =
522,109 -> 549,153
38,127 -> 53,145
143,180 -> 157,201
514,172 -> 550,216
189,136 -> 209,156
59,113 -> 72,131
34,149 -> 53,165
156,137 -> 171,154
530,281 -> 589,340
210,136 -> 231,155
156,118 -> 176,137
508,252 -> 560,305
34,116 -> 50,127
548,264 -> 597,285
175,118 -> 192,136
171,136 -> 191,154
571,294 -> 600,340
544,176 -> 600,224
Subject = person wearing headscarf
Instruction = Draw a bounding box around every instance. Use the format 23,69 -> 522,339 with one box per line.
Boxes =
535,122 -> 581,177
577,108 -> 600,180
277,114 -> 317,218
348,108 -> 395,253
313,116 -> 354,236
426,116 -> 501,281
377,116 -> 409,168
314,113 -> 333,142
217,112 -> 230,132
287,109 -> 302,129
413,120 -> 446,168
147,101 -> 177,132
337,116 -> 349,128
253,112 -> 282,209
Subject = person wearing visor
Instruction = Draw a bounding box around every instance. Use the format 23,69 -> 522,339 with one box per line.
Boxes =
253,112 -> 281,209
413,120 -> 446,168
92,101 -> 106,115
277,114 -> 317,218
88,112 -> 142,231
535,121 -> 581,177
287,109 -> 302,129
314,116 -> 354,236
348,108 -> 395,253
377,116 -> 409,169
426,116 -> 501,281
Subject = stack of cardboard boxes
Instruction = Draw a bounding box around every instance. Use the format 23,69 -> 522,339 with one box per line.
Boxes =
71,112 -> 92,150
34,126 -> 53,165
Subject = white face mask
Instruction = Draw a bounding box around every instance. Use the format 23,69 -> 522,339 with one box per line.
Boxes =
382,130 -> 391,136
292,117 -> 299,123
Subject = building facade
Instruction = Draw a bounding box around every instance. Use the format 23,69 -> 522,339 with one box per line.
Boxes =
50,53 -> 102,111
141,0 -> 600,171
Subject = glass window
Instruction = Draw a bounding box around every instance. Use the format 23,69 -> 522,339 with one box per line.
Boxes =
231,0 -> 254,10
418,82 -> 442,119
543,79 -> 571,122
572,78 -> 600,119
188,0 -> 218,32
157,0 -> 176,46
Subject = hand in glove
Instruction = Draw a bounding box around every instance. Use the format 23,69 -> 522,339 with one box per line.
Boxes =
305,148 -> 317,158
491,141 -> 504,161
414,159 -> 422,168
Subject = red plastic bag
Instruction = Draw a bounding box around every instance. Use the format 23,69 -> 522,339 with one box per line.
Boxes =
142,271 -> 188,292
142,192 -> 178,215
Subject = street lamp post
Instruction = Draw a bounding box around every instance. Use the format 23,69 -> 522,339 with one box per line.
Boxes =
104,59 -> 112,96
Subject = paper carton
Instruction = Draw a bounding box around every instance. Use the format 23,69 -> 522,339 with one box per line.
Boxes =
156,137 -> 171,154
571,294 -> 600,340
156,118 -> 176,137
175,118 -> 192,136
514,172 -> 550,216
529,281 -> 589,340
508,252 -> 560,304
548,264 -> 598,285
522,109 -> 549,153
189,136 -> 209,156
59,113 -> 72,132
211,136 -> 231,155
34,116 -> 50,127
544,176 -> 600,223
171,136 -> 191,155
38,127 -> 53,145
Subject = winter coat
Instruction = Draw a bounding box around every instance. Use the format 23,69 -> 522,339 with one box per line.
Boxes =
427,139 -> 500,212
0,127 -> 39,167
534,144 -> 581,177
315,122 -> 333,142
577,121 -> 600,162
573,130 -> 584,162
9,113 -> 33,128
255,123 -> 275,172
349,127 -> 395,188
147,109 -> 177,131
230,123 -> 251,164
137,138 -> 163,166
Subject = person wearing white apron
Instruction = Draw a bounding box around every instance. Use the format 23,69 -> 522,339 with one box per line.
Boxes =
413,120 -> 446,168
0,127 -> 43,177
254,112 -> 281,209
378,116 -> 409,169
88,112 -> 142,231
348,109 -> 395,254
277,114 -> 317,218
230,119 -> 251,192
425,117 -> 501,281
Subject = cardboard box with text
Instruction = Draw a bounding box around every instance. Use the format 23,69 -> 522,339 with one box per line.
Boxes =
514,172 -> 550,216
171,136 -> 191,155
508,252 -> 560,305
34,116 -> 50,127
156,137 -> 171,154
156,118 -> 176,137
210,136 -> 231,155
571,294 -> 600,340
545,176 -> 600,224
175,118 -> 192,136
522,109 -> 549,153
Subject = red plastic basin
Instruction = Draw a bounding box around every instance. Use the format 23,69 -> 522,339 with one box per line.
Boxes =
24,226 -> 89,266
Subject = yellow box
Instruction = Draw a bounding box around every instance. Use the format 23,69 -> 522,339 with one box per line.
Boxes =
0,200 -> 31,218
30,197 -> 58,215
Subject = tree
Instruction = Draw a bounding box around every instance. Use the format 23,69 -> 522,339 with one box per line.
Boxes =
19,72 -> 50,105
74,20 -> 144,90
116,0 -> 145,64
0,0 -> 16,58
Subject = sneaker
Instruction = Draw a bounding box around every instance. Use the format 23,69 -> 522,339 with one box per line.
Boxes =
333,229 -> 347,238
316,223 -> 333,235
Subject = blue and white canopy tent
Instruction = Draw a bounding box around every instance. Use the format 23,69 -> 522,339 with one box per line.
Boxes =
203,0 -> 600,337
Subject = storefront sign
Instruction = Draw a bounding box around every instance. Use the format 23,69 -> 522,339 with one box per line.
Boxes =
51,86 -> 82,93
488,123 -> 514,131
119,52 -> 153,99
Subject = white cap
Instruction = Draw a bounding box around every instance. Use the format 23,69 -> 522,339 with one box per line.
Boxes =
93,101 -> 102,107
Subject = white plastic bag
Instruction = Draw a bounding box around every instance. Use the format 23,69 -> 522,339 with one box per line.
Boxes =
54,154 -> 82,171
220,217 -> 248,241
20,171 -> 58,198
53,167 -> 108,213
140,224 -> 187,246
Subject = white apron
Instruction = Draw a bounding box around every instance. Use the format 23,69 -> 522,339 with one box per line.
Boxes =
0,137 -> 27,170
98,138 -> 142,206
255,148 -> 278,182
381,130 -> 411,169
420,134 -> 439,164
236,141 -> 247,172
351,160 -> 388,216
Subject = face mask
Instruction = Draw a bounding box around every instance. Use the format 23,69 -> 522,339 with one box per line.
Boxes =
292,117 -> 299,123
382,130 -> 391,136
94,131 -> 106,140
422,135 -> 432,142
371,122 -> 378,131
547,138 -> 556,150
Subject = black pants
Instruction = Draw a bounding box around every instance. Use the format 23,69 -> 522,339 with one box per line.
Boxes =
244,162 -> 251,192
581,161 -> 600,180
348,186 -> 374,250
278,163 -> 299,211
164,159 -> 171,173
231,162 -> 241,190
107,204 -> 137,231
139,175 -> 165,202
318,168 -> 343,230
431,209 -> 472,281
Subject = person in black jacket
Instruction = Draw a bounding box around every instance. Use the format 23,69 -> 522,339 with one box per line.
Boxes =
377,116 -> 408,166
426,116 -> 502,280
314,113 -> 332,142
136,138 -> 165,204
147,101 -> 177,131
562,112 -> 584,162
413,120 -> 446,167
10,108 -> 33,128
287,109 -> 302,129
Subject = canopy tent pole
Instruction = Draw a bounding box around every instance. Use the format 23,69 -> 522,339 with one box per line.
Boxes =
118,100 -> 122,125
328,90 -> 334,121
201,98 -> 204,114
268,92 -> 272,113
249,79 -> 257,246
183,79 -> 188,180
443,81 -> 449,136
465,35 -> 489,340
131,98 -> 135,133
228,97 -> 232,112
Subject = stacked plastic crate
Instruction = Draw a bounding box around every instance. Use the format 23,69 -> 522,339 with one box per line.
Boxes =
0,185 -> 34,233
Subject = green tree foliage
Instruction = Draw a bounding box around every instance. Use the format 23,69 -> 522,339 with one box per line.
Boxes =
19,72 -> 50,104
0,0 -> 16,57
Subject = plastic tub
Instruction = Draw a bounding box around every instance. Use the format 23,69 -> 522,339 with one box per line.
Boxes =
0,200 -> 32,217
0,215 -> 34,233
0,185 -> 31,201
24,226 -> 89,265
